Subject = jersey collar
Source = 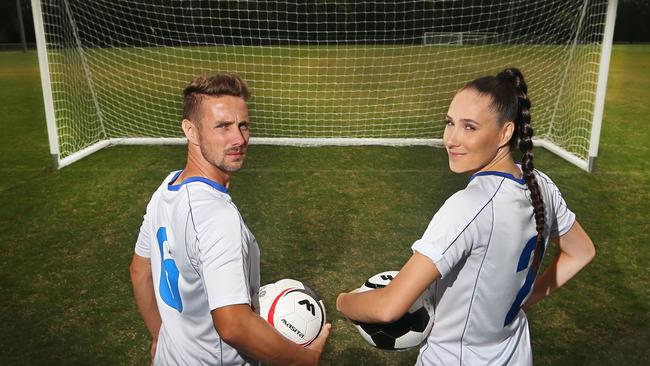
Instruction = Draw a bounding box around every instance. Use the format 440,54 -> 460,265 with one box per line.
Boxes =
470,170 -> 526,185
167,170 -> 229,193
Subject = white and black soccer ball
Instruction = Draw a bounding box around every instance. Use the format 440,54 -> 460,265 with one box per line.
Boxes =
255,279 -> 326,346
354,271 -> 434,351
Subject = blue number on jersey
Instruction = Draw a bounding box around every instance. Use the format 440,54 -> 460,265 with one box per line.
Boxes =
504,234 -> 545,326
157,227 -> 183,312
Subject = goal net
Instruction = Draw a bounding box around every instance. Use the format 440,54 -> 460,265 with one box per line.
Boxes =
32,0 -> 617,171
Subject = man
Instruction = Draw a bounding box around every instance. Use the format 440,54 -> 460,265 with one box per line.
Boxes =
130,73 -> 330,365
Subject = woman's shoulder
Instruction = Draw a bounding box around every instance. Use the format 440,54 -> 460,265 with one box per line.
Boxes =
530,168 -> 566,198
437,182 -> 497,219
532,168 -> 558,186
453,174 -> 509,203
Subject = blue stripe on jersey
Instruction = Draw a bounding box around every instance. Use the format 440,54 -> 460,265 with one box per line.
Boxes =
470,171 -> 526,185
167,170 -> 229,193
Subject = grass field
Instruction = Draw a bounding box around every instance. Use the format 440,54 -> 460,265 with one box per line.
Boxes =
0,45 -> 649,365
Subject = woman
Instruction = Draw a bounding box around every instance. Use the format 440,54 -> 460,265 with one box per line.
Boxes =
336,68 -> 595,365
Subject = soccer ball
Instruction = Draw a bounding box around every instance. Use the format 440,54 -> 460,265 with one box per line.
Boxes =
255,279 -> 326,346
354,271 -> 434,351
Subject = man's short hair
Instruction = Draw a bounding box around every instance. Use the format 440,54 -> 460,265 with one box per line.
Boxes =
182,73 -> 251,122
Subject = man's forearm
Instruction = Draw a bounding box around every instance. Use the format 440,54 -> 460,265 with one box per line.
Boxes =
130,255 -> 162,338
214,304 -> 319,366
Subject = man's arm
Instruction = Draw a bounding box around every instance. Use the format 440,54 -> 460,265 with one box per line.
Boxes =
524,221 -> 596,310
130,254 -> 162,360
212,304 -> 330,366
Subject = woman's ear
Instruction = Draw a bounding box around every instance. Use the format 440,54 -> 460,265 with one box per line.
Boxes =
499,121 -> 515,148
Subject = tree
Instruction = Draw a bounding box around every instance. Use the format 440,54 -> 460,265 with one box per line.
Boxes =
614,0 -> 650,42
0,0 -> 35,44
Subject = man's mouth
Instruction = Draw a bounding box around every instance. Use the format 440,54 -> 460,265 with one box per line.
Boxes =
226,149 -> 246,157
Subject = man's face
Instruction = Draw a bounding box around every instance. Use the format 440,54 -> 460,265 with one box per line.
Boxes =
194,95 -> 250,173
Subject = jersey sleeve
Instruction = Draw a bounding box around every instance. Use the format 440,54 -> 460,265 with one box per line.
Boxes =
411,190 -> 485,278
134,199 -> 154,258
538,171 -> 576,237
196,204 -> 251,310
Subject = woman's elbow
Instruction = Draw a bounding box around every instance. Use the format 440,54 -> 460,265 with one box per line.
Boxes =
573,238 -> 596,269
375,303 -> 406,324
585,240 -> 596,264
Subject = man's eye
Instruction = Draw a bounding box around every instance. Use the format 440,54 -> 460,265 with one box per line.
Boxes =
240,124 -> 249,130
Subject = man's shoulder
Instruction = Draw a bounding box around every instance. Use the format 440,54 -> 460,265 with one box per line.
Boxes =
182,185 -> 240,232
144,171 -> 180,208
166,173 -> 233,207
184,185 -> 235,210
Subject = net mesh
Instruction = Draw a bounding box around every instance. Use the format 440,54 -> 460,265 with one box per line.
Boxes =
38,0 -> 610,163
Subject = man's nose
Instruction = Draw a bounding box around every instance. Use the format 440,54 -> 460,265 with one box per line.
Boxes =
231,126 -> 246,147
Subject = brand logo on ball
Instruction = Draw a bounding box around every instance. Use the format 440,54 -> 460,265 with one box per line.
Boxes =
281,318 -> 306,339
298,299 -> 315,316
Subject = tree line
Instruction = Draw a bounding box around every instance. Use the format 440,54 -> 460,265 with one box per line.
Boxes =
1,0 -> 648,47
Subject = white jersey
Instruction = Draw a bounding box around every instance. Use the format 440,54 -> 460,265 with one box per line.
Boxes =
135,170 -> 261,366
412,169 -> 575,366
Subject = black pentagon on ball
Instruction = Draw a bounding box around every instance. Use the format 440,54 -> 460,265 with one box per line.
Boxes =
356,306 -> 431,350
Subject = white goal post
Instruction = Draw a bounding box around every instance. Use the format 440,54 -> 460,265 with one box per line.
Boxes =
32,0 -> 617,171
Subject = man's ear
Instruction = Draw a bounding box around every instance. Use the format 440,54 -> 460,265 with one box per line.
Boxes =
499,121 -> 515,149
182,118 -> 200,145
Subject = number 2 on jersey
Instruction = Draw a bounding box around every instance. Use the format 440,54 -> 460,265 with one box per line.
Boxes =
504,234 -> 545,326
157,227 -> 183,312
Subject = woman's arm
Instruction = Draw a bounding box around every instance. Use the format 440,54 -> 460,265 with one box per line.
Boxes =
524,220 -> 596,310
336,252 -> 440,323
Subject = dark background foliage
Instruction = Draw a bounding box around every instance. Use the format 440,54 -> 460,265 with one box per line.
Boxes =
1,0 -> 648,47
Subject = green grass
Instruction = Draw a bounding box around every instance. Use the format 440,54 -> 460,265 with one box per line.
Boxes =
0,45 -> 649,365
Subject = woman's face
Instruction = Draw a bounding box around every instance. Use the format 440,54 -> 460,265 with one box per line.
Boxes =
443,88 -> 513,174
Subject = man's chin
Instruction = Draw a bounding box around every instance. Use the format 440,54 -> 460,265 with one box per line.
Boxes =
220,162 -> 245,173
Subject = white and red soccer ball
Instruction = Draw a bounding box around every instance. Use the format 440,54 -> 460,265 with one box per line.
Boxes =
255,279 -> 326,346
